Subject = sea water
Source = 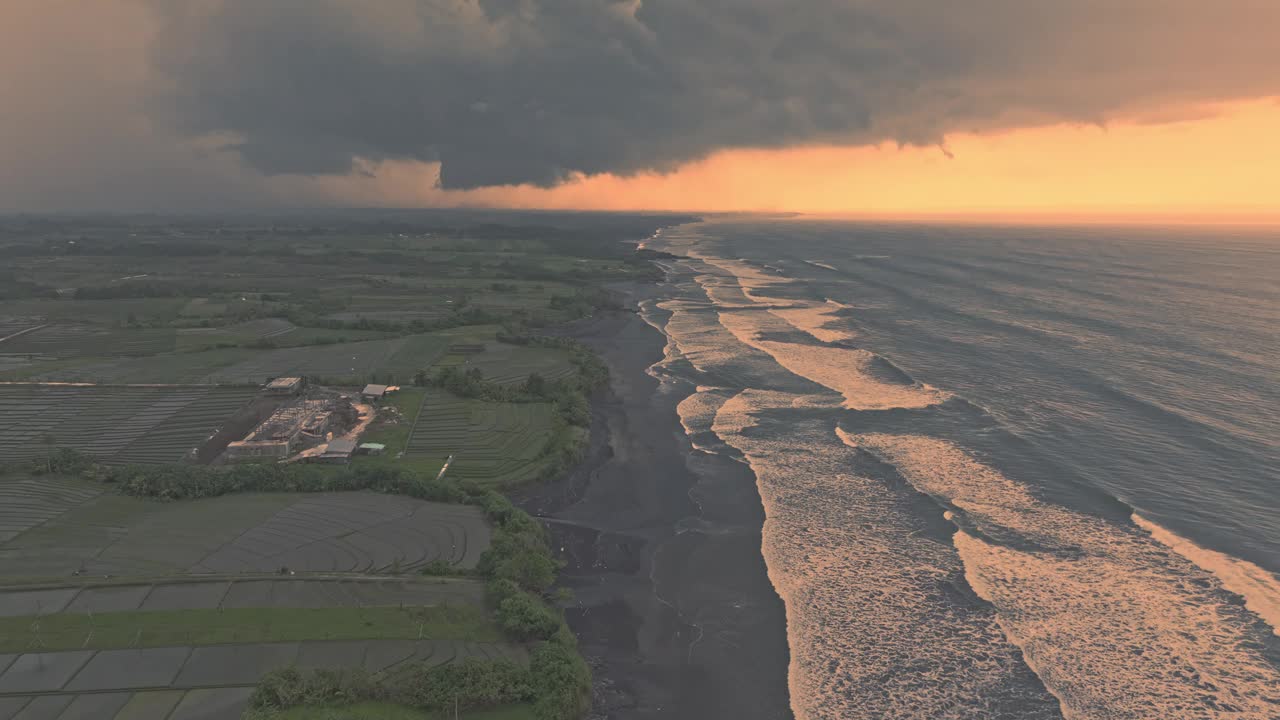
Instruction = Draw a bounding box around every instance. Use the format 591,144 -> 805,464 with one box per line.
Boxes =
641,219 -> 1280,719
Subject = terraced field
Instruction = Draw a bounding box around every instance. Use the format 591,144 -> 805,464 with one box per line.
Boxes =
437,342 -> 575,386
406,390 -> 555,487
0,476 -> 101,545
201,337 -> 408,384
5,330 -> 459,385
174,318 -> 296,350
0,385 -> 256,464
0,477 -> 503,719
193,493 -> 488,575
0,299 -> 186,326
0,324 -> 176,357
0,578 -> 485,618
0,637 -> 523,720
0,490 -> 490,579
0,316 -> 44,339
12,348 -> 258,384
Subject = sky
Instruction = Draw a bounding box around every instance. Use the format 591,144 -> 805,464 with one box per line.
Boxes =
3,0 -> 1279,218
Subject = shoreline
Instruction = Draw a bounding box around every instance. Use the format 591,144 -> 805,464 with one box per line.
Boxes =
517,284 -> 794,719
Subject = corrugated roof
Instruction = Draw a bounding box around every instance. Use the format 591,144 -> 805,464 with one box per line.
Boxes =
324,438 -> 357,454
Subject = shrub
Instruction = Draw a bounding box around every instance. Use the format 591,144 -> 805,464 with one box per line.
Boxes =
389,658 -> 534,710
249,667 -> 379,712
477,528 -> 558,593
497,592 -> 562,641
529,635 -> 592,720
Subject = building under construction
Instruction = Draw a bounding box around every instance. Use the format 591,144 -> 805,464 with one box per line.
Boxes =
223,392 -> 357,462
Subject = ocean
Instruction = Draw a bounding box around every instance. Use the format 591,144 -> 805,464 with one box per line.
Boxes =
640,219 -> 1280,719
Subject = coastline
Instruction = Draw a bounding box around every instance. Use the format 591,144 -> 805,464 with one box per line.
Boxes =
517,281 -> 794,719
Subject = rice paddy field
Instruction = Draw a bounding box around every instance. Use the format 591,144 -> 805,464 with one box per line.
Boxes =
0,476 -> 503,719
0,384 -> 256,464
3,333 -> 452,385
405,390 -> 556,487
0,487 -> 491,581
0,324 -> 177,358
437,342 -> 576,386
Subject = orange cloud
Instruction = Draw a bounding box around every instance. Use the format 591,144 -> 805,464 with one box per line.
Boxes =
309,98 -> 1280,222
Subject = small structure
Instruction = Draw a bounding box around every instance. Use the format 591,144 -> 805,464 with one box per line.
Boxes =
318,438 -> 357,464
361,384 -> 397,402
264,377 -> 303,396
359,442 -> 387,456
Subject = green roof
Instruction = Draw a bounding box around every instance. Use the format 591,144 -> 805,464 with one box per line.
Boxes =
359,443 -> 387,450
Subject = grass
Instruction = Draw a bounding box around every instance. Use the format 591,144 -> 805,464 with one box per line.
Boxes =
0,604 -> 500,652
358,388 -> 428,454
404,391 -> 556,488
4,347 -> 260,383
433,343 -> 574,387
351,388 -> 445,476
0,298 -> 187,325
270,702 -> 535,720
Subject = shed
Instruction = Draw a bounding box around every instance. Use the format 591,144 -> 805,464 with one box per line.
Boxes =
359,442 -> 387,456
361,384 -> 389,401
318,438 -> 357,464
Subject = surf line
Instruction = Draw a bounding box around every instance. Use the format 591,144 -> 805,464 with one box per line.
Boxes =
1134,513 -> 1280,636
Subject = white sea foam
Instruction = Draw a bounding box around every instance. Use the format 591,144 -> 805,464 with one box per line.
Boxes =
766,299 -> 857,343
711,391 -> 1062,719
680,252 -> 948,411
844,432 -> 1280,719
1133,513 -> 1280,637
805,260 -> 839,271
715,309 -> 949,410
675,386 -> 735,451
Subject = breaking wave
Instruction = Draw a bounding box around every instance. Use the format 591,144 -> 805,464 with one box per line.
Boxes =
1133,514 -> 1280,637
714,308 -> 949,410
711,390 -> 1063,719
843,432 -> 1280,719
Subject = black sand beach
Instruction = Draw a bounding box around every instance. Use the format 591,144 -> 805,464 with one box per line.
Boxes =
518,283 -> 794,720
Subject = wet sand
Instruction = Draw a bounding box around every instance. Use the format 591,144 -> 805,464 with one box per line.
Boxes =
517,283 -> 793,720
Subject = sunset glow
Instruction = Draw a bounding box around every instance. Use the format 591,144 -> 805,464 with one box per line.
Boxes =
319,99 -> 1280,220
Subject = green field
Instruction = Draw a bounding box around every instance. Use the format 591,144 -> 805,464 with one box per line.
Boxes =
352,387 -> 442,476
1,347 -> 260,383
406,390 -> 556,487
5,331 -> 455,385
0,483 -> 492,580
0,324 -> 178,357
0,605 -> 498,652
0,384 -> 258,464
435,342 -> 575,386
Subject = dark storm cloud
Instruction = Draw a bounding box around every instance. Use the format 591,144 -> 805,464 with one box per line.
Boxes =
143,0 -> 1280,190
3,0 -> 1279,210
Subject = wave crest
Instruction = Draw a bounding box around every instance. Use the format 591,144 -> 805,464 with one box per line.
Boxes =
845,432 -> 1280,719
